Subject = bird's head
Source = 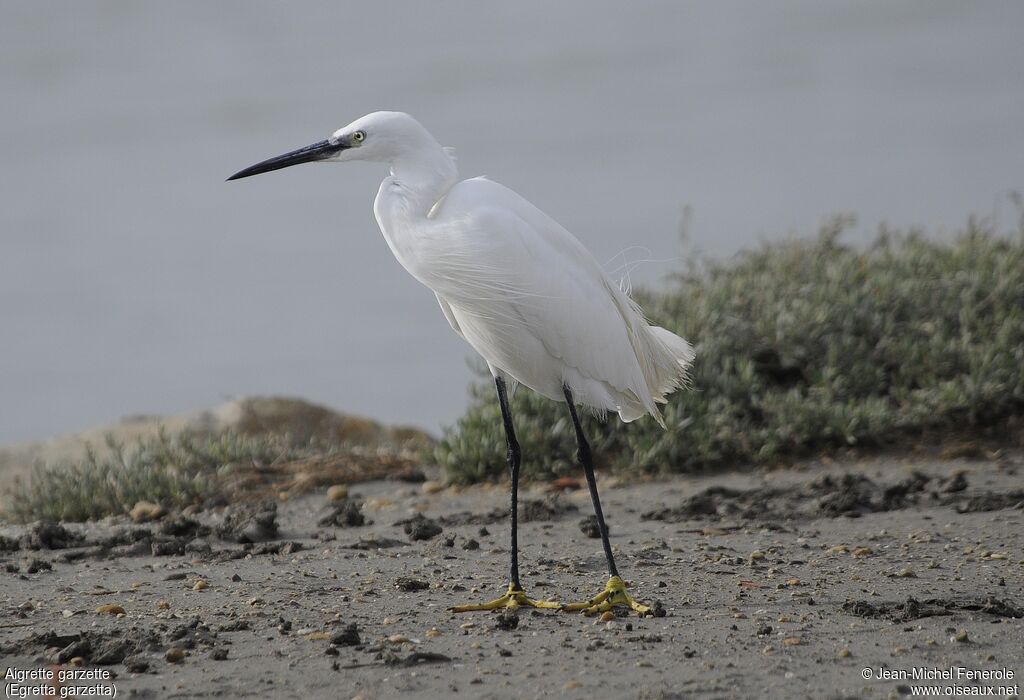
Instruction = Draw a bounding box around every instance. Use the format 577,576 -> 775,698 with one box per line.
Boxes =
227,111 -> 439,181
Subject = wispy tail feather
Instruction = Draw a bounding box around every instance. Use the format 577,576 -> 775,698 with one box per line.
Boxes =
602,280 -> 695,427
630,325 -> 694,427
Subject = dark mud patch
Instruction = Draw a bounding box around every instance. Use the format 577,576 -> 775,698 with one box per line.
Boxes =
247,540 -> 303,556
159,515 -> 210,539
4,515 -> 301,570
165,616 -> 220,652
3,628 -> 164,666
2,615 -> 228,670
344,537 -> 408,550
953,490 -> 1024,513
19,521 -> 85,550
437,509 -> 505,526
842,597 -> 1024,623
343,650 -> 453,669
642,471 -> 1021,524
438,494 -> 578,527
521,494 -> 578,522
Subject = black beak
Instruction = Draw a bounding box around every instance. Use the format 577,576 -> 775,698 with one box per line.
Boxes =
226,138 -> 348,181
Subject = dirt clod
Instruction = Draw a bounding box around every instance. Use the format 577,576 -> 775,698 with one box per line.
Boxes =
123,655 -> 150,673
318,499 -> 367,527
331,623 -> 361,646
402,514 -> 443,541
25,558 -> 52,574
395,577 -> 430,592
578,516 -> 602,539
21,521 -> 83,550
495,609 -> 519,630
521,495 -> 578,522
217,501 -> 278,543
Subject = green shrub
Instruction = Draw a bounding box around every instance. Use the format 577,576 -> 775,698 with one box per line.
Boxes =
433,217 -> 1024,484
3,431 -> 300,522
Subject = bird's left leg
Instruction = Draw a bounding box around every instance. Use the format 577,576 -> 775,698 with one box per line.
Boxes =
560,386 -> 653,617
449,376 -> 561,613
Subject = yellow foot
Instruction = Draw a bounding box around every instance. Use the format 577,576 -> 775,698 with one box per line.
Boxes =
562,576 -> 655,617
449,583 -> 561,612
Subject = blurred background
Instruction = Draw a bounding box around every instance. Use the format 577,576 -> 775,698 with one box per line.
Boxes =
2,1 -> 1023,444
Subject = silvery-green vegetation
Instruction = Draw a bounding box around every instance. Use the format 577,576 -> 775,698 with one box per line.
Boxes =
4,432 -> 295,522
435,217 -> 1024,484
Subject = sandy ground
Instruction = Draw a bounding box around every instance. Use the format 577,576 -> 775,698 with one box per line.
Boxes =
2,454 -> 1022,699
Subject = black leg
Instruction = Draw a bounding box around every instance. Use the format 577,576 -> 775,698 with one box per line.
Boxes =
495,376 -> 522,589
449,378 -> 560,613
562,385 -> 619,578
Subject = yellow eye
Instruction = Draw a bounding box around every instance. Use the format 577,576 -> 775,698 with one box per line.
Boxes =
352,130 -> 366,143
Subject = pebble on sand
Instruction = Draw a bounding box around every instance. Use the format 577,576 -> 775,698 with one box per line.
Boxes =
166,647 -> 186,663
421,480 -> 445,494
129,501 -> 165,523
327,485 -> 350,502
95,604 -> 125,615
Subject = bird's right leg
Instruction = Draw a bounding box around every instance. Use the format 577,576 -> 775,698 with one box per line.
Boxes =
560,386 -> 653,617
450,376 -> 561,613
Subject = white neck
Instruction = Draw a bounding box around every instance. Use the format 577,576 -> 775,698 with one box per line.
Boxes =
373,143 -> 458,279
387,143 -> 458,216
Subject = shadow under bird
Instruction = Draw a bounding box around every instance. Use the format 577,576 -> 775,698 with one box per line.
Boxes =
228,111 -> 695,615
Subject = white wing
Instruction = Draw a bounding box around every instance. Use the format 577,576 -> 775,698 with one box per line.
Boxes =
435,293 -> 463,338
423,178 -> 692,423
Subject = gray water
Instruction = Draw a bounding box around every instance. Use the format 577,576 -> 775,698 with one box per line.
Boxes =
2,1 -> 1022,444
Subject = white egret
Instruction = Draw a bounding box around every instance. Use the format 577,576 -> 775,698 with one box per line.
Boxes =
228,111 -> 695,615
